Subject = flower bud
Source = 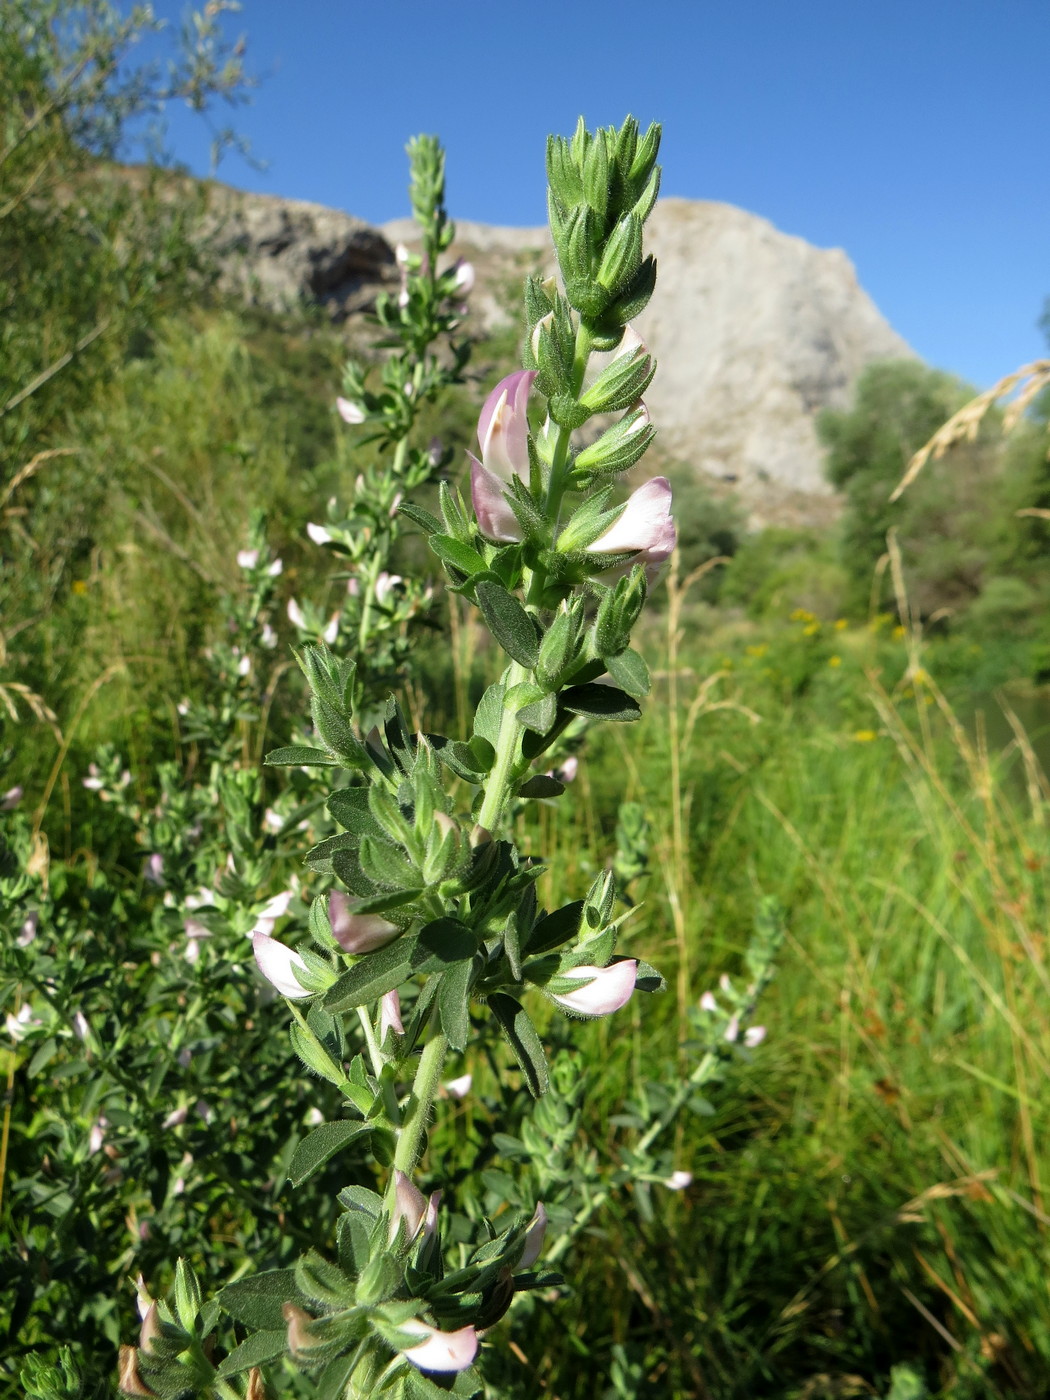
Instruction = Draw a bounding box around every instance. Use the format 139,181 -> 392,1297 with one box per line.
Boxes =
328,891 -> 398,954
138,1303 -> 162,1355
551,960 -> 637,1017
520,1201 -> 548,1267
306,522 -> 332,545
452,259 -> 475,295
251,932 -> 312,1000
744,1025 -> 767,1048
283,1303 -> 321,1358
236,549 -> 258,570
389,1169 -> 427,1243
336,397 -> 365,425
379,989 -> 404,1041
400,1321 -> 479,1374
117,1346 -> 154,1396
287,598 -> 306,630
586,477 -> 675,580
665,1170 -> 692,1191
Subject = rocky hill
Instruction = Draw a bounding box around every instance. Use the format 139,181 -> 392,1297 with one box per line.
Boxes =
197,180 -> 915,524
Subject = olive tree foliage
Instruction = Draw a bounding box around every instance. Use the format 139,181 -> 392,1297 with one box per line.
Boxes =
0,0 -> 252,671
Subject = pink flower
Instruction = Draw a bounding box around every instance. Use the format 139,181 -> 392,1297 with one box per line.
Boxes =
251,931 -> 312,999
254,889 -> 294,936
724,1015 -> 740,1044
422,1189 -> 442,1240
328,891 -> 398,954
336,397 -> 365,425
520,1202 -> 548,1267
267,557 -> 284,577
18,911 -> 38,947
442,1073 -> 472,1100
473,370 -> 535,485
287,598 -> 306,630
699,990 -> 718,1013
306,522 -> 332,545
322,613 -> 340,645
744,1025 -> 767,1048
551,960 -> 637,1017
237,549 -> 258,570
665,1170 -> 692,1190
613,324 -> 647,361
379,989 -> 404,1041
586,477 -> 676,578
389,1169 -> 427,1242
400,1320 -> 479,1374
375,573 -> 403,605
162,1105 -> 188,1129
470,458 -> 523,543
1,786 -> 23,810
452,260 -> 475,295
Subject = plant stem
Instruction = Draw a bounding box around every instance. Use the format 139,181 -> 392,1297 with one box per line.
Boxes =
393,1028 -> 448,1178
544,1049 -> 718,1266
476,660 -> 528,832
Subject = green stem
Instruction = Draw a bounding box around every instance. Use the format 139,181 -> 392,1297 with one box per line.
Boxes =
393,1028 -> 448,1178
476,660 -> 528,832
357,1006 -> 385,1078
476,322 -> 597,833
544,1050 -> 718,1266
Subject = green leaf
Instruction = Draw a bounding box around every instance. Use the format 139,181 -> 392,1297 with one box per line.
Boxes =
604,647 -> 651,697
526,900 -> 583,955
489,993 -> 549,1097
517,774 -> 565,799
413,919 -> 478,972
634,958 -> 665,993
438,958 -> 474,1052
398,501 -> 441,535
430,534 -> 489,577
215,1329 -> 287,1378
515,693 -> 558,734
475,581 -> 540,668
473,681 -> 505,747
287,1121 -> 372,1187
323,934 -> 419,1012
336,1211 -> 373,1276
328,788 -> 386,836
265,745 -> 343,767
219,1269 -> 301,1330
561,683 -> 641,722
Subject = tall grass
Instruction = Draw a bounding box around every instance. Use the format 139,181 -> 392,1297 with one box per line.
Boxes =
486,577 -> 1050,1398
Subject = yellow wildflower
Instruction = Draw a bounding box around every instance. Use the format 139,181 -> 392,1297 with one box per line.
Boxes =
852,730 -> 878,742
828,655 -> 842,668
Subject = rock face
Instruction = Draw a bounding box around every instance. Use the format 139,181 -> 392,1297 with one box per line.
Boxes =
199,183 -> 396,318
196,181 -> 915,522
634,200 -> 914,516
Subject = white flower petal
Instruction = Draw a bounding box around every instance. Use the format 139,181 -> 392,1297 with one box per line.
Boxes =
252,932 -> 312,999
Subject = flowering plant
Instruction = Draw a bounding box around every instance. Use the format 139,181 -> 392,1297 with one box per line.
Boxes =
106,116 -> 775,1400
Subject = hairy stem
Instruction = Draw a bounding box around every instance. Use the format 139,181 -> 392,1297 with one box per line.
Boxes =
393,1028 -> 448,1178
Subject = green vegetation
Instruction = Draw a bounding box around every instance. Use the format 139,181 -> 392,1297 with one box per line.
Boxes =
4,8 -> 1050,1399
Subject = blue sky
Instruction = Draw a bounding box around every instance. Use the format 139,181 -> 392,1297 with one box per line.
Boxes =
145,0 -> 1049,390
